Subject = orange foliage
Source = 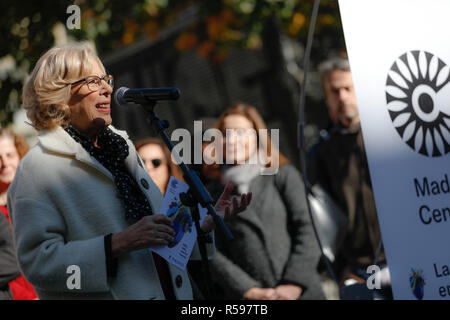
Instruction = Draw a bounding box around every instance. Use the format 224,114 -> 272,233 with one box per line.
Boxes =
175,31 -> 198,51
288,12 -> 306,36
197,40 -> 215,58
121,18 -> 140,45
144,21 -> 159,41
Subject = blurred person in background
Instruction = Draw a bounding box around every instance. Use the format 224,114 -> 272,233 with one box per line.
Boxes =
0,128 -> 37,300
308,56 -> 392,299
135,137 -> 184,195
8,42 -> 249,300
202,103 -> 325,300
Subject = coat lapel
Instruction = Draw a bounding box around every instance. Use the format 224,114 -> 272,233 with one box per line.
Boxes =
237,175 -> 266,225
234,176 -> 269,242
38,125 -> 163,214
38,126 -> 114,181
236,175 -> 279,278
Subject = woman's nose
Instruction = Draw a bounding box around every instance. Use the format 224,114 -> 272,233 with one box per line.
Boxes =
101,81 -> 113,95
0,155 -> 6,167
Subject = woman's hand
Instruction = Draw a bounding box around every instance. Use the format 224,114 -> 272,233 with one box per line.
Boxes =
243,287 -> 279,300
244,284 -> 302,300
274,284 -> 303,300
200,182 -> 252,233
111,214 -> 175,257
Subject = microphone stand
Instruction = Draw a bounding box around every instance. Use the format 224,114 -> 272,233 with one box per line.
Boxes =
136,98 -> 234,300
296,0 -> 341,293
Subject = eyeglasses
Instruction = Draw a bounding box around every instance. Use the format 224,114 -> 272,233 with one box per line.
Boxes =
70,75 -> 114,91
146,158 -> 163,168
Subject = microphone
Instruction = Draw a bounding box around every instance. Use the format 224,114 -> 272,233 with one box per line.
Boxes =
114,87 -> 180,106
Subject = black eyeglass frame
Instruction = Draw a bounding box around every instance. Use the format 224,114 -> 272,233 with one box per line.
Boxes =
70,75 -> 114,91
151,158 -> 163,168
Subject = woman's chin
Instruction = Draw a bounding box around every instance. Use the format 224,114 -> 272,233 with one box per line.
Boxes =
224,156 -> 248,165
92,116 -> 112,128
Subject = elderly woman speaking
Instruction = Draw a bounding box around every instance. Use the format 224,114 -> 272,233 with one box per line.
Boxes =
8,43 -> 250,300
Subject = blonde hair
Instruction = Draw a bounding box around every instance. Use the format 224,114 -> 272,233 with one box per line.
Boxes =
22,43 -> 105,131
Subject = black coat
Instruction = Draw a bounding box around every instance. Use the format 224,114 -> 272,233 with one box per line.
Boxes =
206,164 -> 325,300
309,128 -> 385,276
0,209 -> 20,300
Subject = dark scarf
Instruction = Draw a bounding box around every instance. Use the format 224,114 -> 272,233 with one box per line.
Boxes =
64,125 -> 153,220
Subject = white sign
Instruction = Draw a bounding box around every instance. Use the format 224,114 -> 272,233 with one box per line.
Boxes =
340,0 -> 450,299
150,176 -> 207,271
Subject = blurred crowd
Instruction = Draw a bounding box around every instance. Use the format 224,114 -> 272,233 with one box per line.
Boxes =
0,43 -> 391,300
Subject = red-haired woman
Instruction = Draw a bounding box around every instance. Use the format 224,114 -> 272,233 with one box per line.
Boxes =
202,103 -> 324,300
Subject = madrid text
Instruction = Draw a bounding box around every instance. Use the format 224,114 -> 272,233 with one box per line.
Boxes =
414,174 -> 450,225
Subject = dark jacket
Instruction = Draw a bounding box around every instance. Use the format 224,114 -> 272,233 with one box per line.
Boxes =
0,209 -> 21,300
309,127 -> 385,276
207,164 -> 325,300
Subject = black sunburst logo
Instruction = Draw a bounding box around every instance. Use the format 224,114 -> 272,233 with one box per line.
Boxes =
386,50 -> 450,157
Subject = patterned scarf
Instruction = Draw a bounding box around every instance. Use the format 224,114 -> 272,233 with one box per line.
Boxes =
64,125 -> 153,220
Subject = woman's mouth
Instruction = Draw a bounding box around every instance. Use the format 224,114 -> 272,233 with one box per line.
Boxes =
96,103 -> 110,113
